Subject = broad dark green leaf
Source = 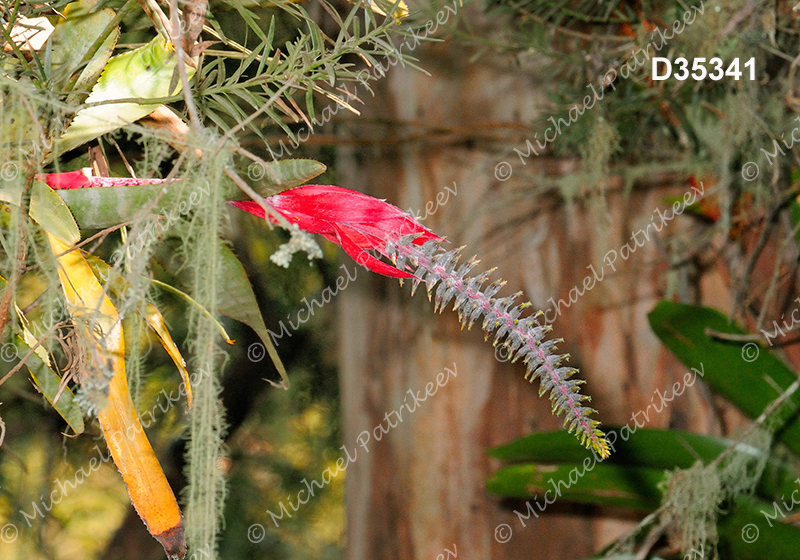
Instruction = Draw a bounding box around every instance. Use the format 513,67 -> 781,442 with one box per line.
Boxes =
488,445 -> 800,559
489,427 -> 730,465
648,301 -> 800,456
718,495 -> 800,560
487,462 -> 664,509
581,495 -> 800,560
489,428 -> 799,506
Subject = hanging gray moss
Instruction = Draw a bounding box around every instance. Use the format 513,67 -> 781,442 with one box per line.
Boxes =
182,148 -> 230,560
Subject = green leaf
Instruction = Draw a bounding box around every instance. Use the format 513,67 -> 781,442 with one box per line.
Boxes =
151,240 -> 289,389
57,159 -> 326,229
54,36 -> 195,157
29,179 -> 80,245
490,428 -> 728,465
47,0 -> 119,98
151,278 -> 234,345
486,462 -> 664,509
59,180 -> 220,230
228,0 -> 267,42
487,458 -> 800,559
647,301 -> 800,456
216,243 -> 289,389
253,158 -> 326,196
486,427 -> 800,558
718,495 -> 800,560
489,428 -> 798,505
305,83 -> 316,121
14,335 -> 84,434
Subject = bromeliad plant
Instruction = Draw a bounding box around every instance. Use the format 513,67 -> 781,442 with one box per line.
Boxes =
232,187 -> 610,456
33,174 -> 610,558
1,0 -> 605,558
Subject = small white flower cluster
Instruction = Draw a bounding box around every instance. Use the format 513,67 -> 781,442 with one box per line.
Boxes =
270,223 -> 323,267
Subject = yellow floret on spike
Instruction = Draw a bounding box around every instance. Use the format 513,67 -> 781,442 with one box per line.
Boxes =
591,433 -> 611,459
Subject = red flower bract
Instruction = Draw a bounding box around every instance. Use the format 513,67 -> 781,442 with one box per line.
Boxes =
37,170 -> 171,189
229,185 -> 441,278
38,169 -> 91,189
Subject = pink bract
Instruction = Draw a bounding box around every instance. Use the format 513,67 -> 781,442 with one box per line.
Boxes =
230,185 -> 442,278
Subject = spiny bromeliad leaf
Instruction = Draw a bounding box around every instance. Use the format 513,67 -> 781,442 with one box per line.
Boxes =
55,36 -> 196,157
0,0 -> 119,169
48,0 -> 120,99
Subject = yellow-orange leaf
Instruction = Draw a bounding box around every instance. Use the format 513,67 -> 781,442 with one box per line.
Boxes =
143,301 -> 192,409
47,234 -> 186,559
82,252 -> 192,409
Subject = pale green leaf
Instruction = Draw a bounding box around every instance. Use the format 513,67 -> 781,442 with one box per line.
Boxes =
54,36 -> 196,156
48,0 -> 120,99
29,178 -> 80,246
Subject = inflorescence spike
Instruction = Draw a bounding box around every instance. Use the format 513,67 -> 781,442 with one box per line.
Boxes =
388,235 -> 609,458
